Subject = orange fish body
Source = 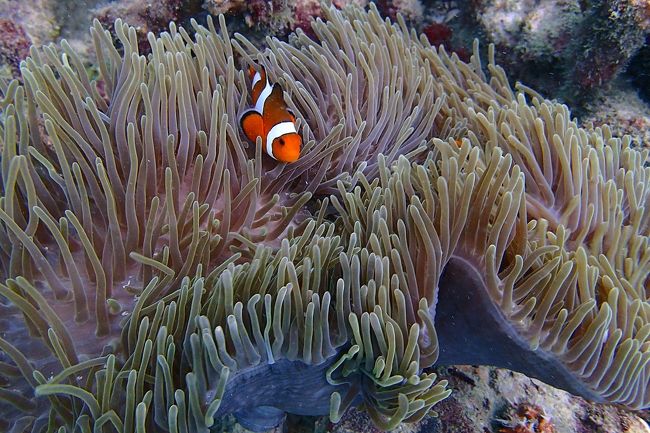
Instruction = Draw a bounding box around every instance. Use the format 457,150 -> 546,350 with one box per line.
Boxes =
240,66 -> 302,163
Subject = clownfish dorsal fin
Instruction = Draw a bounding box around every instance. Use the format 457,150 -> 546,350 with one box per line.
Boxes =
270,82 -> 284,99
287,109 -> 296,123
266,82 -> 290,113
248,65 -> 256,81
240,110 -> 264,143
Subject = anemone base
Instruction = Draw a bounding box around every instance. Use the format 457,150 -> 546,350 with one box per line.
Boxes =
216,357 -> 348,427
434,257 -> 605,403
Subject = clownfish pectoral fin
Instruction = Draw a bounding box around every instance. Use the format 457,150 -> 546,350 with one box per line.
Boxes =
287,109 -> 296,123
240,110 -> 264,143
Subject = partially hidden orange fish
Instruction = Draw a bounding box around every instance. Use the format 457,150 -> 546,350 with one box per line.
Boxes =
240,66 -> 302,163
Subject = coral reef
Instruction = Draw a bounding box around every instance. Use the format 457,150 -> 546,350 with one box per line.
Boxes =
0,3 -> 649,433
581,84 -> 650,150
472,0 -> 581,62
497,401 -> 555,433
52,0 -> 106,45
564,0 -> 649,104
0,0 -> 60,47
202,0 -> 426,37
627,36 -> 650,104
453,0 -> 649,105
432,366 -> 650,433
306,365 -> 650,433
0,18 -> 32,77
420,3 -> 469,62
376,0 -> 423,23
0,0 -> 59,82
94,0 -> 203,54
210,0 -> 295,34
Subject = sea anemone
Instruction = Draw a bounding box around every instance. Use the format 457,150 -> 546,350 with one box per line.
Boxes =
0,3 -> 648,432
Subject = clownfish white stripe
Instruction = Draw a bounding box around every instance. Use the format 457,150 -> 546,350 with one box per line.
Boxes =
266,121 -> 297,159
255,82 -> 273,114
252,71 -> 262,88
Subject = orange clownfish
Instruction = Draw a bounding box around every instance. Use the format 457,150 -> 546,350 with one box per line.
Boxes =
239,66 -> 302,163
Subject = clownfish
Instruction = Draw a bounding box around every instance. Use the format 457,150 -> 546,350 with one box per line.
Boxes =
239,66 -> 302,163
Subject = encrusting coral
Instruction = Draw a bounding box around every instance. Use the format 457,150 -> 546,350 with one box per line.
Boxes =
0,2 -> 648,432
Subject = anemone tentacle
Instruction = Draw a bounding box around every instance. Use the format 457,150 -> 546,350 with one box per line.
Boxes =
0,3 -> 648,432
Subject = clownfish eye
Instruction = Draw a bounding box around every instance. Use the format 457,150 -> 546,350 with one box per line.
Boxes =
279,138 -> 285,145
